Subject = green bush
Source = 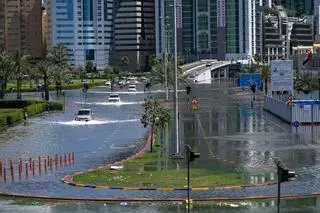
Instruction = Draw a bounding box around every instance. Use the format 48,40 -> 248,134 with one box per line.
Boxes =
6,110 -> 23,125
0,100 -> 64,127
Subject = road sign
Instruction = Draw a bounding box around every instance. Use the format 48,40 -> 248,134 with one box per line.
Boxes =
293,121 -> 300,128
191,97 -> 199,111
191,97 -> 198,105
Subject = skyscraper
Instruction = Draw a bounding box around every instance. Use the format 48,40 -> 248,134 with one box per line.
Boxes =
114,0 -> 155,72
0,0 -> 43,58
48,0 -> 114,69
284,0 -> 314,15
181,0 -> 256,62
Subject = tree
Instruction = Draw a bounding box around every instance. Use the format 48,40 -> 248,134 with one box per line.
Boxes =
119,55 -> 129,72
0,53 -> 13,99
104,66 -> 120,91
47,44 -> 70,94
37,60 -> 55,100
253,54 -> 262,65
294,72 -> 316,94
11,52 -> 29,100
150,53 -> 185,90
261,66 -> 271,95
85,61 -> 94,73
47,44 -> 69,67
140,99 -> 171,152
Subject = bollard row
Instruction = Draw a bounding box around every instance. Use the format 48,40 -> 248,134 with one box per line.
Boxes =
0,152 -> 75,181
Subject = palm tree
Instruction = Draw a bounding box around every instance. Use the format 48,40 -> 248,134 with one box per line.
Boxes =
47,44 -> 70,94
11,52 -> 29,100
47,44 -> 69,67
0,53 -> 13,99
261,65 -> 271,95
119,55 -> 129,72
37,60 -> 55,100
149,53 -> 185,100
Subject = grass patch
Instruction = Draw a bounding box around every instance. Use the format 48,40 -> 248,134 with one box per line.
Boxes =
73,145 -> 246,188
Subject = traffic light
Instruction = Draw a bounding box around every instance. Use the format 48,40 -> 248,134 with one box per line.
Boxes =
186,85 -> 191,95
279,166 -> 296,182
189,151 -> 200,162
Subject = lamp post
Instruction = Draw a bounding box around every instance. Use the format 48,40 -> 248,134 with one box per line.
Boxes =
173,0 -> 180,156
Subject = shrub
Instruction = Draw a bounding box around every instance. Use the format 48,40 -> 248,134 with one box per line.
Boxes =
6,110 -> 23,125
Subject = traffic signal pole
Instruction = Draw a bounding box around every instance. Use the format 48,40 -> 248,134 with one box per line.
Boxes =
277,161 -> 281,213
187,149 -> 190,210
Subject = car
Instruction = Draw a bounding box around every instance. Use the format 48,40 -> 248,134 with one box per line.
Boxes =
105,81 -> 111,87
206,62 -> 212,67
108,94 -> 120,102
126,77 -> 137,84
128,84 -> 137,92
75,108 -> 93,122
187,74 -> 197,83
140,76 -> 147,82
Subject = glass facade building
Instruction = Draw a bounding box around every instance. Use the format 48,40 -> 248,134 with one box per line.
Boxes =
48,0 -> 114,69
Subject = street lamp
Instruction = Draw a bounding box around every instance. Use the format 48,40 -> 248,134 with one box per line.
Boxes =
185,145 -> 200,210
172,0 -> 180,156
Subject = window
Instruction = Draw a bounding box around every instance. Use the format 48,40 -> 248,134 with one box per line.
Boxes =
85,49 -> 95,60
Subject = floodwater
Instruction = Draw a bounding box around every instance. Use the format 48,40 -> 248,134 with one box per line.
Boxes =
0,197 -> 320,213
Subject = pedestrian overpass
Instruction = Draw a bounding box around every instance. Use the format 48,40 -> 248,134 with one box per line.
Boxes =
180,60 -> 231,84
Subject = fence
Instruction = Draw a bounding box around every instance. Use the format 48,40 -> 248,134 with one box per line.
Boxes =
264,97 -> 320,124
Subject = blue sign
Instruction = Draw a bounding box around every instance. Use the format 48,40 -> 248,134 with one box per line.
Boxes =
293,121 -> 300,128
239,73 -> 262,88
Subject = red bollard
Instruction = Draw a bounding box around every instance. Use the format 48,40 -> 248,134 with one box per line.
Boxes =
18,159 -> 22,179
32,161 -> 35,176
29,158 -> 32,170
47,155 -> 50,168
68,153 -> 71,165
50,157 -> 53,169
44,159 -> 47,173
10,160 -> 14,180
64,154 -> 67,165
38,156 -> 41,174
25,163 -> 28,178
3,167 -> 6,182
72,152 -> 75,164
55,154 -> 58,169
60,154 -> 63,167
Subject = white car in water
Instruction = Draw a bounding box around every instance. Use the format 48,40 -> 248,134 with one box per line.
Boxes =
75,108 -> 94,122
128,84 -> 137,92
108,94 -> 120,103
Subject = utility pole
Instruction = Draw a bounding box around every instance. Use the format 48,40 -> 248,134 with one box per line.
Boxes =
173,0 -> 180,156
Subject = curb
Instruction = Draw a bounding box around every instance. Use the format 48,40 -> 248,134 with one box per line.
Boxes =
0,191 -> 318,202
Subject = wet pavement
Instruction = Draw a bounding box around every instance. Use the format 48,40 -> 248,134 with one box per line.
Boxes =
0,81 -> 320,200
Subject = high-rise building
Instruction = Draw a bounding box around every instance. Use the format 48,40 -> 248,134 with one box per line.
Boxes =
42,7 -> 48,56
155,0 -> 183,56
114,0 -> 155,72
0,0 -> 43,58
180,0 -> 256,62
48,0 -> 114,69
284,0 -> 314,15
0,0 -> 5,52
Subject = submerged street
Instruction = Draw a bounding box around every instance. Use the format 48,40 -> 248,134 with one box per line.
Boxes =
0,81 -> 320,201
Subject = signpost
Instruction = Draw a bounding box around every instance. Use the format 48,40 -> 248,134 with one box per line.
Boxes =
270,60 -> 294,95
239,73 -> 262,88
293,121 -> 300,134
191,97 -> 198,111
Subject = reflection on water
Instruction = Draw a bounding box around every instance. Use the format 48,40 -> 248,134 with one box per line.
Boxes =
1,197 -> 320,213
